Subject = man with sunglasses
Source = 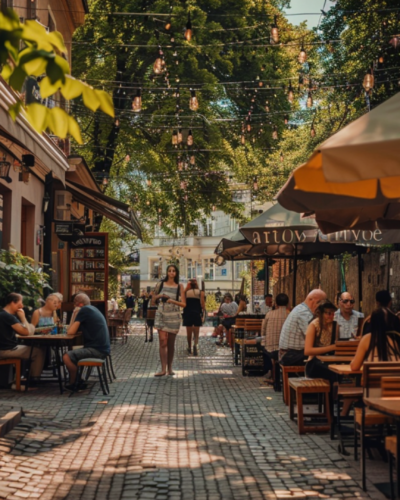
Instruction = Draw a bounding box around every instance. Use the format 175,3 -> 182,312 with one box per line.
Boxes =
334,292 -> 364,339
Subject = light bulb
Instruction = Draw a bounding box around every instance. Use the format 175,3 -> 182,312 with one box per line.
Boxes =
241,134 -> 245,145
178,158 -> 183,170
310,125 -> 316,138
189,89 -> 198,110
165,20 -> 171,30
177,128 -> 183,144
280,152 -> 284,162
102,177 -> 108,186
270,16 -> 279,44
284,114 -> 289,125
363,68 -> 374,91
190,155 -> 195,165
184,13 -> 192,41
298,46 -> 307,64
288,83 -> 294,103
132,89 -> 142,112
187,130 -> 193,146
306,91 -> 313,108
272,126 -> 278,140
172,130 -> 178,145
147,179 -> 152,187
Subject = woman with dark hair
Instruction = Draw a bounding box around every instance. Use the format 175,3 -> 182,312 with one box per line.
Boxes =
183,279 -> 205,356
304,300 -> 338,383
350,307 -> 400,371
152,265 -> 186,376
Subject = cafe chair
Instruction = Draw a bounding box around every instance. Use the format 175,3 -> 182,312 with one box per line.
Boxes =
0,359 -> 21,391
357,362 -> 400,491
383,377 -> 400,500
76,358 -> 110,395
334,340 -> 360,356
105,354 -> 117,382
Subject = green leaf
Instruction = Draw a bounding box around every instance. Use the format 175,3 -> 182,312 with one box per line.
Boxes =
8,101 -> 22,121
96,90 -> 115,118
1,63 -> 13,81
47,107 -> 69,138
82,85 -> 101,112
46,58 -> 65,84
39,76 -> 62,98
68,115 -> 83,144
61,76 -> 84,100
9,66 -> 27,92
25,103 -> 48,132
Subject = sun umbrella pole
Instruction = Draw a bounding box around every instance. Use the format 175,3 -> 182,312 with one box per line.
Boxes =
358,252 -> 363,312
292,245 -> 298,308
264,258 -> 269,296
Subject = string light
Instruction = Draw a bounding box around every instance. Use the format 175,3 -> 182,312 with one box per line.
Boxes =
184,13 -> 193,41
165,20 -> 171,30
189,89 -> 199,110
272,126 -> 278,140
284,114 -> 289,125
187,129 -> 194,146
306,91 -> 313,108
132,89 -> 142,112
103,177 -> 108,186
298,43 -> 307,64
310,124 -> 316,138
147,179 -> 152,187
190,155 -> 195,165
270,15 -> 279,45
280,151 -> 284,162
241,134 -> 245,145
153,49 -> 165,74
288,82 -> 294,102
177,128 -> 183,144
172,130 -> 178,145
363,67 -> 374,91
253,176 -> 258,191
178,157 -> 183,170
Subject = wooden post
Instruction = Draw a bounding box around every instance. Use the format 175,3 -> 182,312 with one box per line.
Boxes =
292,246 -> 298,307
264,258 -> 269,296
358,252 -> 363,312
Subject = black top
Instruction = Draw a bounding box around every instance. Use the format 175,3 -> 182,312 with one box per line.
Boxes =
0,311 -> 20,351
125,295 -> 135,309
75,305 -> 111,354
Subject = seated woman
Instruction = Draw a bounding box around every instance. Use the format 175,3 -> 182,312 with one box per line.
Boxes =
31,294 -> 59,328
350,307 -> 400,371
304,300 -> 338,383
220,293 -> 238,332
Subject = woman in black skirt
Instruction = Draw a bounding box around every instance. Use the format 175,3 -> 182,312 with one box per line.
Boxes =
183,279 -> 205,356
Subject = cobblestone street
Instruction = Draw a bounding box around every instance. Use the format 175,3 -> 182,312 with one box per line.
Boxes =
0,331 -> 389,500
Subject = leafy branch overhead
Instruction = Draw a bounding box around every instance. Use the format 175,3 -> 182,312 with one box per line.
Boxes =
0,8 -> 114,143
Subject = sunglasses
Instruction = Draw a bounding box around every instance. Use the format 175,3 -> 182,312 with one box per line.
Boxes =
341,299 -> 355,304
323,311 -> 335,315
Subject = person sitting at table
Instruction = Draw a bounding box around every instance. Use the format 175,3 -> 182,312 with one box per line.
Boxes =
0,293 -> 45,382
350,307 -> 400,372
304,300 -> 338,383
361,290 -> 394,335
64,293 -> 110,390
31,294 -> 60,328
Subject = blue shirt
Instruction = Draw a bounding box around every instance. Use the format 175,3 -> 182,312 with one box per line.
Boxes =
279,302 -> 313,350
75,305 -> 110,354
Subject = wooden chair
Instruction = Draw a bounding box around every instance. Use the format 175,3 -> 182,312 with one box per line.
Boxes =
357,362 -> 400,491
281,365 -> 305,405
289,378 -> 331,434
334,340 -> 360,356
76,358 -> 109,395
382,376 -> 400,499
381,376 -> 400,398
0,359 -> 21,391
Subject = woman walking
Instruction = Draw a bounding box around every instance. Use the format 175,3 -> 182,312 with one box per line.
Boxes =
183,279 -> 205,356
152,265 -> 186,376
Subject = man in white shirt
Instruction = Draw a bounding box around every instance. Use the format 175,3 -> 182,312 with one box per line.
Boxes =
334,292 -> 364,339
259,294 -> 273,315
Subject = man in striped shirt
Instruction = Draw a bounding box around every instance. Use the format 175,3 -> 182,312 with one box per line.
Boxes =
279,289 -> 327,366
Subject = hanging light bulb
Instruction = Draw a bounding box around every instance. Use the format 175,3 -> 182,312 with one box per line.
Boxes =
190,155 -> 195,165
184,12 -> 192,41
241,134 -> 245,145
102,176 -> 108,186
306,91 -> 313,108
187,129 -> 194,146
272,126 -> 278,140
158,219 -> 162,227
212,205 -> 216,211
288,82 -> 294,103
280,151 -> 284,162
270,15 -> 279,45
284,114 -> 289,125
132,89 -> 142,112
247,119 -> 251,132
147,179 -> 152,187
253,177 -> 258,191
115,119 -> 120,127
146,200 -> 150,206
310,124 -> 316,138
378,51 -> 384,64
153,49 -> 165,74
165,19 -> 171,30
177,128 -> 183,144
189,89 -> 198,110
265,101 -> 270,112
178,157 -> 183,170
298,44 -> 307,64
172,130 -> 178,145
258,81 -> 263,87
363,67 -> 375,91
125,155 -> 130,162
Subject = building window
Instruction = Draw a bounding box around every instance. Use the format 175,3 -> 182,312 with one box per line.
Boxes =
203,258 -> 215,280
1,0 -> 13,9
187,259 -> 195,279
150,259 -> 162,280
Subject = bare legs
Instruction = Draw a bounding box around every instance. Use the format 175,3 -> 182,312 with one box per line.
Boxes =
155,330 -> 177,376
193,327 -> 200,356
186,326 -> 193,352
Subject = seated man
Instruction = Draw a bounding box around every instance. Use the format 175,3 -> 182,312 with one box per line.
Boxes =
64,293 -> 110,389
0,293 -> 45,382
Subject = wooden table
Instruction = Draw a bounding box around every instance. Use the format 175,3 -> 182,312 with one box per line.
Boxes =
317,355 -> 353,363
329,364 -> 363,453
18,334 -> 82,394
364,397 -> 400,497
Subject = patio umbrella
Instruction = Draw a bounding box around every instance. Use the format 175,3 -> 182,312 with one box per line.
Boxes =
214,229 -> 253,262
277,174 -> 400,233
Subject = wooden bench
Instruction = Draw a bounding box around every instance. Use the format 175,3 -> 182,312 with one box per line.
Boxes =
281,365 -> 305,405
335,340 -> 359,356
289,378 -> 331,434
0,359 -> 21,391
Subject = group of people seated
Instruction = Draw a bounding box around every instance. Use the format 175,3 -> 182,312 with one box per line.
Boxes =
0,292 -> 110,391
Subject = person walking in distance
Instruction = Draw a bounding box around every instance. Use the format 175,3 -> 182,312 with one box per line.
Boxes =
183,278 -> 205,356
152,265 -> 186,376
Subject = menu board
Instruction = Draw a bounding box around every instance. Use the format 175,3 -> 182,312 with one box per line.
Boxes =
69,233 -> 108,307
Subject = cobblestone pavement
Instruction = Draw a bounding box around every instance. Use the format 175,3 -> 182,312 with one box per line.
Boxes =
0,330 -> 389,500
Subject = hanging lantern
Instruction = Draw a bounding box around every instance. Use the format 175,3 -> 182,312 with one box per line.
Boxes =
146,200 -> 150,206
189,89 -> 198,110
0,156 -> 11,183
272,126 -> 278,140
184,13 -> 192,41
310,124 -> 316,138
172,130 -> 178,145
378,51 -> 384,64
288,82 -> 294,103
363,68 -> 374,91
298,44 -> 307,64
270,15 -> 279,45
132,89 -> 142,112
187,129 -> 194,146
306,91 -> 313,108
258,81 -> 263,87
177,128 -> 183,144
